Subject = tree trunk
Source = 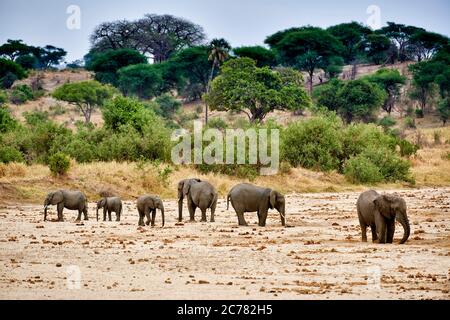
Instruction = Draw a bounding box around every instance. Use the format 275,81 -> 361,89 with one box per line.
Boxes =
308,71 -> 314,95
205,58 -> 218,125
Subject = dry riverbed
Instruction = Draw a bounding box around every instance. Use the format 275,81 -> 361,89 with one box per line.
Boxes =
0,188 -> 449,299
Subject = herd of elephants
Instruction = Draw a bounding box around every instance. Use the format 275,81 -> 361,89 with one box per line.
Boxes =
43,178 -> 411,244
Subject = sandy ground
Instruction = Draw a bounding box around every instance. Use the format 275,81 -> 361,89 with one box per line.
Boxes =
0,188 -> 449,300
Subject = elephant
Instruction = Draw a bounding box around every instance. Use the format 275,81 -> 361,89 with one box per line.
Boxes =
177,178 -> 217,223
137,195 -> 165,227
356,190 -> 410,244
44,190 -> 88,222
227,183 -> 286,227
96,197 -> 123,222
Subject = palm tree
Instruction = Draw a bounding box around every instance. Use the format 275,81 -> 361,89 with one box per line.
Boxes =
205,38 -> 231,124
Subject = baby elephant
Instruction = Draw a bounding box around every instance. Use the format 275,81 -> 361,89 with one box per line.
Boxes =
96,197 -> 123,222
137,195 -> 165,227
44,190 -> 88,222
357,190 -> 410,244
227,183 -> 286,227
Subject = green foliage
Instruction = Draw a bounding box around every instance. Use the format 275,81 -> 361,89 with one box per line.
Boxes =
48,152 -> 70,176
343,155 -> 383,184
378,116 -> 397,130
204,58 -> 311,123
313,79 -> 386,123
154,94 -> 181,118
437,98 -> 450,125
117,63 -> 163,99
15,54 -> 38,69
282,116 -> 343,171
0,145 -> 24,163
10,84 -> 34,104
85,48 -> 148,86
415,108 -> 424,118
206,117 -> 228,130
0,105 -> 17,133
233,46 -> 276,67
358,34 -> 391,64
53,80 -> 116,123
23,110 -> 49,126
0,58 -> 26,88
397,139 -> 419,157
404,116 -> 416,129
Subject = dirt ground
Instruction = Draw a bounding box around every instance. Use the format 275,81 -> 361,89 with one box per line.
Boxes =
0,188 -> 449,300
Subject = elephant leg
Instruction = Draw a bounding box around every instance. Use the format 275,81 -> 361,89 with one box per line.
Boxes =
57,203 -> 64,222
386,218 -> 396,243
370,224 -> 378,242
103,208 -> 107,222
200,207 -> 207,222
108,210 -> 112,222
116,206 -> 121,222
138,209 -> 145,226
236,211 -> 248,226
360,224 -> 367,242
257,211 -> 261,225
83,207 -> 88,220
258,210 -> 268,227
210,201 -> 216,223
145,209 -> 151,226
151,209 -> 156,227
187,199 -> 196,222
375,213 -> 387,244
76,210 -> 82,222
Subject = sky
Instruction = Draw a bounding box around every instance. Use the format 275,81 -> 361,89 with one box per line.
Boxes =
0,0 -> 449,62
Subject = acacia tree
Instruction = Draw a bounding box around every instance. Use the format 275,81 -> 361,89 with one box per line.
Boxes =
204,58 -> 311,123
233,46 -> 276,67
379,22 -> 424,62
267,27 -> 344,93
409,31 -> 448,61
53,81 -> 116,123
364,68 -> 406,114
90,14 -> 206,63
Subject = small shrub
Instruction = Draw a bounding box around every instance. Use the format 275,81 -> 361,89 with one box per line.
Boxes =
404,117 -> 416,129
378,116 -> 396,131
49,103 -> 66,116
195,105 -> 203,114
23,110 -> 49,126
0,106 -> 17,133
207,118 -> 228,130
0,145 -> 24,163
397,139 -> 419,157
415,108 -> 424,118
433,130 -> 441,145
154,94 -> 181,119
48,152 -> 71,176
10,84 -> 34,104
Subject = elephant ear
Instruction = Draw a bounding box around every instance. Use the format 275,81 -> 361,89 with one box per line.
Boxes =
269,190 -> 277,209
374,195 -> 392,218
52,191 -> 64,204
183,181 -> 191,196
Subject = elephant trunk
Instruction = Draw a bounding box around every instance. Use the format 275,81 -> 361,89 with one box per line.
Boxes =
44,205 -> 48,221
161,207 -> 165,227
178,197 -> 183,222
397,212 -> 410,244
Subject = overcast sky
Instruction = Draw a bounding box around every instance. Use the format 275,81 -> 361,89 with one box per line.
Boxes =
0,0 -> 449,62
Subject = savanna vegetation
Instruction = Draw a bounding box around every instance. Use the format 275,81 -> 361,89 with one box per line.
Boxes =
1,14 -> 450,201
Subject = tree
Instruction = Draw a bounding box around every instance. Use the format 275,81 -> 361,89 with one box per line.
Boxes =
233,46 -> 276,67
267,27 -> 344,93
15,54 -> 38,69
204,58 -> 311,123
85,48 -> 147,86
168,46 -> 212,101
437,98 -> 450,125
33,45 -> 67,68
327,22 -> 372,63
379,22 -> 424,62
90,14 -> 206,63
117,64 -> 163,99
0,58 -> 26,88
52,81 -> 116,123
409,61 -> 440,113
0,39 -> 31,60
410,30 -> 448,61
358,34 -> 392,64
364,68 -> 406,114
206,39 -> 231,123
337,79 -> 386,123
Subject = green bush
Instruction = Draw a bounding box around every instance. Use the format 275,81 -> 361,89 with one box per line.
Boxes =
154,94 -> 181,119
0,105 -> 17,133
344,155 -> 384,184
0,145 -> 24,163
378,116 -> 397,130
48,152 -> 71,176
398,139 -> 419,157
206,118 -> 228,130
404,116 -> 416,129
282,116 -> 343,171
10,84 -> 34,104
23,110 -> 49,126
415,108 -> 424,118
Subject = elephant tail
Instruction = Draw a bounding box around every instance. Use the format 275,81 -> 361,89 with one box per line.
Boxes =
226,193 -> 230,210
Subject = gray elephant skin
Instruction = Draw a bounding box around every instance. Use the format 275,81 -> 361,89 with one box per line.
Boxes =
178,178 -> 218,223
96,197 -> 123,222
227,183 -> 286,227
44,190 -> 88,222
356,190 -> 410,244
137,195 -> 165,227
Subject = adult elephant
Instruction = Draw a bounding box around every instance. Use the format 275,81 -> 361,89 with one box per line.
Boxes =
136,195 -> 165,227
177,178 -> 217,223
356,190 -> 410,244
227,183 -> 286,227
44,190 -> 88,222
